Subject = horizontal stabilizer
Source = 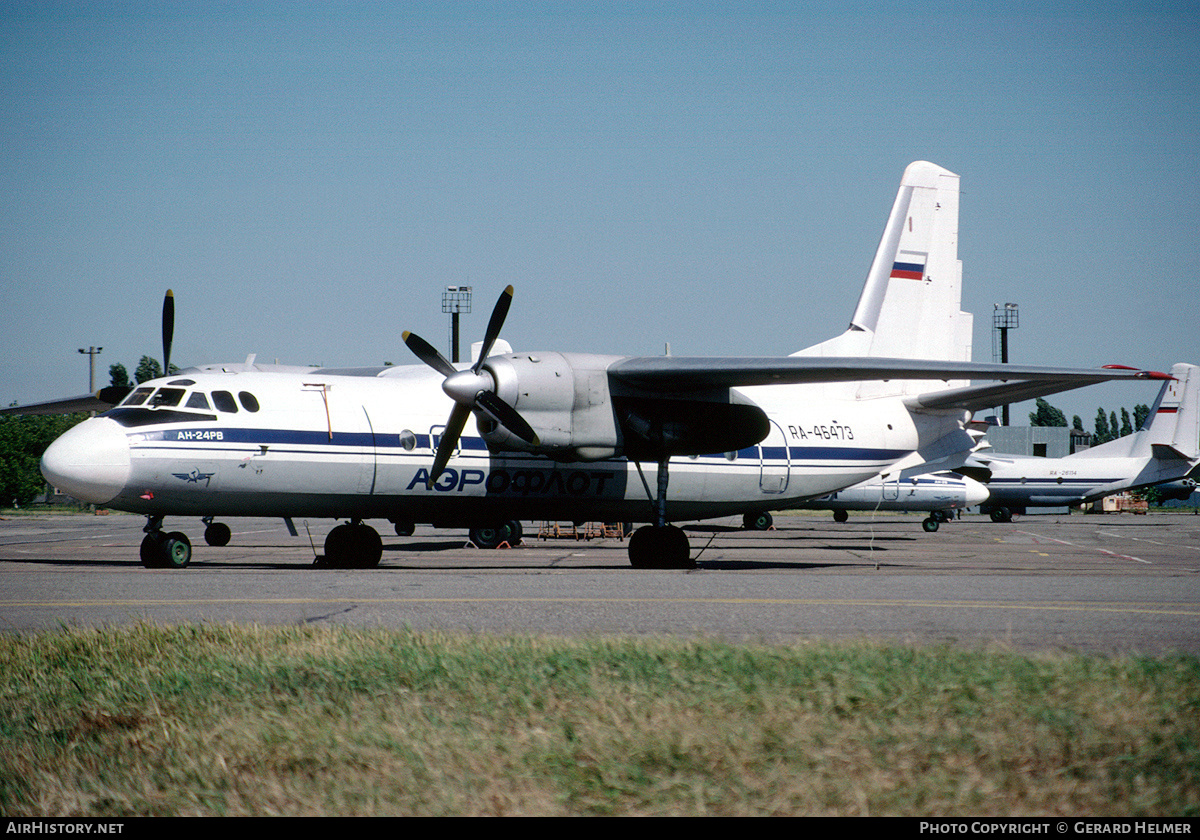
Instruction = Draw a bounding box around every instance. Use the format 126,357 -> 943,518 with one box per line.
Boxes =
1151,442 -> 1194,462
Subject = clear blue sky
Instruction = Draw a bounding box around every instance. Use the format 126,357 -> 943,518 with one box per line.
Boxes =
3,1 -> 1197,429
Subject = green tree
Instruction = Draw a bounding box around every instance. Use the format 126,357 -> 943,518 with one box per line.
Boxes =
1029,398 -> 1067,427
1072,415 -> 1084,431
135,356 -> 163,383
1120,408 -> 1133,437
133,356 -> 179,383
1133,403 -> 1150,431
109,363 -> 130,389
1110,411 -> 1118,441
1094,407 -> 1111,444
0,411 -> 87,506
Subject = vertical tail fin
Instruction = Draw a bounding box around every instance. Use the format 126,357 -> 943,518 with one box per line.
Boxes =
1133,363 -> 1200,461
795,161 -> 973,398
1078,363 -> 1200,461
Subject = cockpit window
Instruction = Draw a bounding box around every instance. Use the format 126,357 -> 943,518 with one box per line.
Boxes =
238,391 -> 260,412
186,392 -> 211,410
122,387 -> 154,407
149,388 -> 185,407
211,390 -> 238,413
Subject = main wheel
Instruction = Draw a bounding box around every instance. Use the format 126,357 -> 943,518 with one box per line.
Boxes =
469,521 -> 521,550
322,523 -> 383,568
990,507 -> 1013,523
628,525 -> 694,569
922,517 -> 940,532
833,509 -> 849,523
742,511 -> 773,531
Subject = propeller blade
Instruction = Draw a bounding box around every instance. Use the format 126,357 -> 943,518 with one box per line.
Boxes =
475,390 -> 540,445
472,285 -> 513,372
162,289 -> 175,375
429,403 -> 472,486
403,331 -> 457,378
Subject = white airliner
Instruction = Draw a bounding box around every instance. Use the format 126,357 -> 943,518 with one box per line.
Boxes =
966,363 -> 1200,521
7,161 -> 1170,569
793,470 -> 990,531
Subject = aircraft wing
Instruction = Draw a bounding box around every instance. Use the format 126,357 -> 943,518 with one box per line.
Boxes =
904,378 -> 1116,413
607,356 -> 1168,393
0,387 -> 131,417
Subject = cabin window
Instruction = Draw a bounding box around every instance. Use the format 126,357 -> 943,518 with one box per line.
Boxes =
149,388 -> 185,407
123,387 -> 154,407
238,391 -> 260,412
186,392 -> 211,410
212,391 -> 238,413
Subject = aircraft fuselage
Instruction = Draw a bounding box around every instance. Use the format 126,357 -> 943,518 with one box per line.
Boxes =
42,362 -> 962,528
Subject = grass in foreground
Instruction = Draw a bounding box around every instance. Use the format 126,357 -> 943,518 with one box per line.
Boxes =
1,624 -> 1197,817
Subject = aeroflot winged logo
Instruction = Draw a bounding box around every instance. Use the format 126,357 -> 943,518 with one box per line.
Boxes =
173,469 -> 215,487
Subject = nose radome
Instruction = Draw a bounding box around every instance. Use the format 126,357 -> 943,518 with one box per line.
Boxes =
40,417 -> 130,505
963,475 -> 990,507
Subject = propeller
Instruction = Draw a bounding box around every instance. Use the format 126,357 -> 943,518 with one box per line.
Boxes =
403,285 -> 539,485
162,289 -> 175,376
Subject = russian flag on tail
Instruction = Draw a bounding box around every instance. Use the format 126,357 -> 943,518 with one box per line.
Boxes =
889,260 -> 925,280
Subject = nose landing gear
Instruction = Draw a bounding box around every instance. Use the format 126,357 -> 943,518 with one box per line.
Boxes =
140,517 -> 192,568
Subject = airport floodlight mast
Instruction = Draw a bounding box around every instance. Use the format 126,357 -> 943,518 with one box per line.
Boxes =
78,346 -> 103,393
992,303 -> 1019,425
442,285 -> 472,363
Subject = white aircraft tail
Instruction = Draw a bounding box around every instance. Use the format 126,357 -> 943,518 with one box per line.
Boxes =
1078,363 -> 1200,462
795,161 -> 973,399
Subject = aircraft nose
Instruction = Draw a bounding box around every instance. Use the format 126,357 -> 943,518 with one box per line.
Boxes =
963,475 -> 990,507
40,417 -> 131,505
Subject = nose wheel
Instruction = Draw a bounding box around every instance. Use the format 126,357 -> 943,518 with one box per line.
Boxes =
140,518 -> 192,568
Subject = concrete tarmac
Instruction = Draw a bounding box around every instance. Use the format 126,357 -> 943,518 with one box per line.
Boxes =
1,511 -> 1198,655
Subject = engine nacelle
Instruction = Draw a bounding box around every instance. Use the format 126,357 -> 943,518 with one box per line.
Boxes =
477,351 -> 771,463
478,352 -> 624,461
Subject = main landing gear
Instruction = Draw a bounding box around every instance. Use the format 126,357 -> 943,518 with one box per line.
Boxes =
742,511 -> 774,531
317,520 -> 383,568
628,458 -> 695,570
831,509 -> 950,532
468,520 -> 523,550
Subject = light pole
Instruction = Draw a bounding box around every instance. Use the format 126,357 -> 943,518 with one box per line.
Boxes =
992,303 -> 1019,425
78,346 -> 103,393
442,286 -> 472,363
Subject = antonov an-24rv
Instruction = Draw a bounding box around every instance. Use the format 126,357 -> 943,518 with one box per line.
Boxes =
8,162 -> 1171,569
